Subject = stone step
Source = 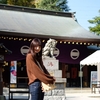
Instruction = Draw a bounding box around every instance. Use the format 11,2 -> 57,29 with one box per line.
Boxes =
44,96 -> 67,100
65,88 -> 91,93
3,87 -> 91,93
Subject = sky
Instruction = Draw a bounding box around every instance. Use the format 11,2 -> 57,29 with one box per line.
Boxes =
68,0 -> 100,31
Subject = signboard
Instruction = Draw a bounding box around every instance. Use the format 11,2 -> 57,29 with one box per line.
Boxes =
91,71 -> 97,82
10,61 -> 17,83
91,71 -> 97,87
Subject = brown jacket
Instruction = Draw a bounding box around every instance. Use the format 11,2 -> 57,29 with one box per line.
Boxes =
26,53 -> 54,85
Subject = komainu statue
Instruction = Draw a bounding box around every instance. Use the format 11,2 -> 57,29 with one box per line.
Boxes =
42,39 -> 57,58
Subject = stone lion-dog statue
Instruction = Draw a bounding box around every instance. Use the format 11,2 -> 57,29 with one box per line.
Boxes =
42,38 -> 57,58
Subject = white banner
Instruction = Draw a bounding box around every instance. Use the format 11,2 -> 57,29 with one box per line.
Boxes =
90,71 -> 97,87
91,71 -> 97,82
10,61 -> 17,83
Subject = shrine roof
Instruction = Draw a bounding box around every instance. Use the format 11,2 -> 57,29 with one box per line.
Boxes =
0,4 -> 100,44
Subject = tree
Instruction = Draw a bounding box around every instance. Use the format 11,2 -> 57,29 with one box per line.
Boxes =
7,0 -> 35,7
0,0 -> 7,4
56,0 -> 70,12
35,0 -> 70,12
88,10 -> 100,35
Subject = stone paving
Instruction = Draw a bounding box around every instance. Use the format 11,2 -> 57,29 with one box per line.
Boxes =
65,88 -> 100,100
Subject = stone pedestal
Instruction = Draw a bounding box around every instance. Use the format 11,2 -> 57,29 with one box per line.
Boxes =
43,57 -> 66,100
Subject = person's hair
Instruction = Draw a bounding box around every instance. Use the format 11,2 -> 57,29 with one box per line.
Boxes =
28,38 -> 42,60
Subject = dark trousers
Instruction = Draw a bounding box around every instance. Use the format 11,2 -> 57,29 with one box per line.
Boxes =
29,80 -> 44,100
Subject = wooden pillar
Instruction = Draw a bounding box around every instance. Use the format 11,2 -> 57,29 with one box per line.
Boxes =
0,43 -> 11,99
0,65 -> 3,95
0,64 -> 3,95
83,65 -> 88,87
62,63 -> 67,78
0,57 -> 6,100
0,55 -> 4,95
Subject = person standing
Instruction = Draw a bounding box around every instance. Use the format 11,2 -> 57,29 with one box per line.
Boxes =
26,38 -> 55,100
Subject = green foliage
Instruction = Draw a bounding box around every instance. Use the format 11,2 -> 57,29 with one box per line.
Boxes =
35,0 -> 70,12
7,0 -> 35,7
0,0 -> 7,4
35,0 -> 60,11
88,10 -> 100,35
56,0 -> 70,12
5,0 -> 70,12
1,0 -> 70,12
